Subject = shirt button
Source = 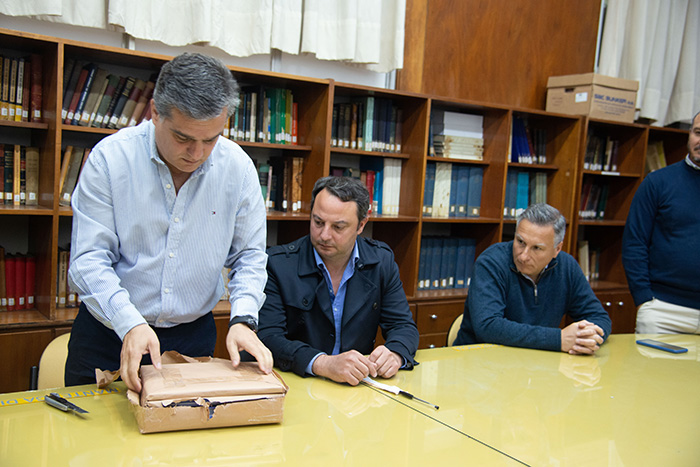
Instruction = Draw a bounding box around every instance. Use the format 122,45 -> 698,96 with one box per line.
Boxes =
174,217 -> 180,223
169,252 -> 174,258
164,288 -> 170,294
166,183 -> 172,189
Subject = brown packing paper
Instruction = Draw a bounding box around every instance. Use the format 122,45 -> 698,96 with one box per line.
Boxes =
98,351 -> 288,434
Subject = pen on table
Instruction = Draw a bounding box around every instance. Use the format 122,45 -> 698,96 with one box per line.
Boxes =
362,377 -> 439,410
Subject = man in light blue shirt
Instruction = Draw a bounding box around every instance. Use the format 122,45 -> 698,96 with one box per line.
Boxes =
66,53 -> 272,391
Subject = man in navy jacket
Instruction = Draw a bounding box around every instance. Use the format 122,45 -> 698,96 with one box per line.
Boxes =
455,203 -> 611,354
258,177 -> 419,385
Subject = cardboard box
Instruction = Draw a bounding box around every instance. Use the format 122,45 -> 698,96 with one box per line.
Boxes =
126,354 -> 288,434
545,73 -> 639,123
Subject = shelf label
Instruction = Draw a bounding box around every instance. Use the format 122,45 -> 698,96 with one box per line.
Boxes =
601,171 -> 620,176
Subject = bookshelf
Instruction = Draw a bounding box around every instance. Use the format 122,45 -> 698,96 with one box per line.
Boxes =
0,27 -> 690,391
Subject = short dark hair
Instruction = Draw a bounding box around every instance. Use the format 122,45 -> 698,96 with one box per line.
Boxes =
153,52 -> 239,120
310,176 -> 370,224
516,203 -> 566,245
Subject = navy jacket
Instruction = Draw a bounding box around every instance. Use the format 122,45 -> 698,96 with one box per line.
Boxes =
455,241 -> 612,350
258,235 -> 419,377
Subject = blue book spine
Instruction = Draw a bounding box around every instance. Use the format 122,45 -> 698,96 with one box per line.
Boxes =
449,165 -> 460,217
516,171 -> 530,215
430,237 -> 443,290
418,237 -> 429,290
446,238 -> 458,289
467,166 -> 483,217
464,238 -> 477,287
423,162 -> 436,217
456,165 -> 470,218
455,238 -> 467,288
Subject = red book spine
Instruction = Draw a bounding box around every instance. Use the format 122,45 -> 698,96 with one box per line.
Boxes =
365,170 -> 375,215
30,54 -> 43,123
5,255 -> 17,311
15,256 -> 26,309
25,255 -> 36,309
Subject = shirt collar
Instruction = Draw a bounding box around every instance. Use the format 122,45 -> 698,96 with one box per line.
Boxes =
313,240 -> 360,273
685,155 -> 700,171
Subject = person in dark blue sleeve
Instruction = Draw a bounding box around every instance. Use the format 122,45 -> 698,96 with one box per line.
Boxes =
622,110 -> 700,334
455,203 -> 611,354
258,176 -> 419,386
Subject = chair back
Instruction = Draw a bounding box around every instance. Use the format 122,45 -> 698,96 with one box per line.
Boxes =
446,314 -> 463,347
37,333 -> 71,389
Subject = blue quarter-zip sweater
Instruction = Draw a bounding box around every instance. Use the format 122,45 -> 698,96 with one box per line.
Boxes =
622,158 -> 700,309
455,241 -> 612,350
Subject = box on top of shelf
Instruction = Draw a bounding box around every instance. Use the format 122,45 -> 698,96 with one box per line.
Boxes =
545,73 -> 638,123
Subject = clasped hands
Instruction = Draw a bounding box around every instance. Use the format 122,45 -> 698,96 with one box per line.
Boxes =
312,345 -> 402,386
561,320 -> 605,355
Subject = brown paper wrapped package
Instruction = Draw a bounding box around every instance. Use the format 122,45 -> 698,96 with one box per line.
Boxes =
123,352 -> 288,434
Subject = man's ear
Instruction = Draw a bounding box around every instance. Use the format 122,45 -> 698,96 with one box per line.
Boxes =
357,216 -> 369,235
553,241 -> 563,257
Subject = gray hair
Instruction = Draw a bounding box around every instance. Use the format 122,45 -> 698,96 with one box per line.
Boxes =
516,203 -> 566,245
311,176 -> 370,224
153,52 -> 239,120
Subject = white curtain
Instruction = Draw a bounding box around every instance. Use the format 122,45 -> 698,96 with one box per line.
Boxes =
598,0 -> 700,126
301,0 -> 404,72
0,0 -> 405,72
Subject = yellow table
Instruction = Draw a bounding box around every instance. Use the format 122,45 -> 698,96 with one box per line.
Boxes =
382,333 -> 700,466
1,334 -> 698,466
1,371 -> 515,465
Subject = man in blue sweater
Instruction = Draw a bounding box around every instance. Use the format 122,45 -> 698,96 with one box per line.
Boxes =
454,203 -> 611,354
622,111 -> 700,334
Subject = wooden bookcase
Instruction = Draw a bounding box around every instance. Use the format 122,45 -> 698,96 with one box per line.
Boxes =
0,28 -> 689,391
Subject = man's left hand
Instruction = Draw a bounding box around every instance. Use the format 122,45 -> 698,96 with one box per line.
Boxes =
368,345 -> 402,378
226,324 -> 273,374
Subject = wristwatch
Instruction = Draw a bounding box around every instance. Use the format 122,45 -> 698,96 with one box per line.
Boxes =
229,314 -> 258,332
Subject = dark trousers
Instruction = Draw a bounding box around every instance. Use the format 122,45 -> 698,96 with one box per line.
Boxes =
65,303 -> 217,386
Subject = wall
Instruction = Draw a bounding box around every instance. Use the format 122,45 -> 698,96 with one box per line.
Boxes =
398,0 -> 602,109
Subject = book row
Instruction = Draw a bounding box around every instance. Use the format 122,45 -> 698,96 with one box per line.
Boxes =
223,87 -> 298,145
57,146 -> 91,207
422,162 -> 483,218
504,170 -> 548,219
510,116 -> 547,164
418,237 -> 476,291
0,247 -> 36,312
645,140 -> 667,173
56,248 -> 80,309
577,240 -> 601,283
329,157 -> 403,216
429,110 -> 484,161
579,180 -> 609,220
0,54 -> 43,122
61,60 -> 156,129
2,144 -> 40,206
583,132 -> 619,172
331,98 -> 403,153
256,156 -> 304,213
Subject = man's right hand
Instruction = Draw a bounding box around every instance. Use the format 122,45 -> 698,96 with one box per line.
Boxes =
312,350 -> 378,386
120,323 -> 162,392
561,320 -> 604,355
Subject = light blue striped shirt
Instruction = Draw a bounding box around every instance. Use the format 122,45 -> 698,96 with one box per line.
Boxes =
68,120 -> 267,340
305,243 -> 359,374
